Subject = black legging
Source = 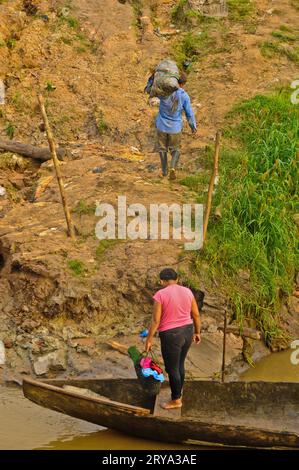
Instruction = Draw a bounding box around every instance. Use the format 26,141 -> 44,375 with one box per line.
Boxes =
159,324 -> 194,400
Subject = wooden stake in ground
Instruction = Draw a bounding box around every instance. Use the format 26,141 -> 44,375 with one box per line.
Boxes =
38,95 -> 75,240
221,308 -> 227,383
203,130 -> 221,244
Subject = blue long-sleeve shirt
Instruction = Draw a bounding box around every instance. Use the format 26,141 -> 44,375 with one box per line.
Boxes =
156,88 -> 196,134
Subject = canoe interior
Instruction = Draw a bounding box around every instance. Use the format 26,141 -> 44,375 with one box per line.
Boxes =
183,381 -> 299,434
43,378 -> 157,412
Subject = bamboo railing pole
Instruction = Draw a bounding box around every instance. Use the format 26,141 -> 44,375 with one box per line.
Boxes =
203,130 -> 221,244
38,95 -> 75,240
221,308 -> 227,383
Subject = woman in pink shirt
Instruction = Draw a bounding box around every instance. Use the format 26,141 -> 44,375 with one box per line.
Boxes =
145,268 -> 201,410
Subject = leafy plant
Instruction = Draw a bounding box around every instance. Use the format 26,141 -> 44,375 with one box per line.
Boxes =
72,200 -> 96,217
11,92 -> 23,110
95,110 -> 108,135
45,81 -> 56,92
67,259 -> 87,277
96,239 -> 119,258
66,16 -> 79,29
6,38 -> 16,50
5,122 -> 15,139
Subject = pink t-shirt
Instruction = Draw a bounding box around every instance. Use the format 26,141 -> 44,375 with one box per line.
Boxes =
153,284 -> 194,332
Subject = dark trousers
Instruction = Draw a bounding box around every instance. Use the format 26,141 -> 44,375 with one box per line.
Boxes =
159,324 -> 194,400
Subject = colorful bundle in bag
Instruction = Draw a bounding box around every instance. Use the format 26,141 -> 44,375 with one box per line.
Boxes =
140,356 -> 164,382
127,346 -> 164,396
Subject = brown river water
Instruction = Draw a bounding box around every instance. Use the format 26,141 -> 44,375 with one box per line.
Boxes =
0,349 -> 298,450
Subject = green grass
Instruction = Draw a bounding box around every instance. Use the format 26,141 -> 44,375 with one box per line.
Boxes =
55,7 -> 99,53
171,0 -> 201,27
45,81 -> 56,92
61,36 -> 73,45
67,259 -> 87,277
65,16 -> 79,29
60,31 -> 96,53
72,200 -> 96,217
96,239 -> 119,258
6,38 -> 16,49
171,0 -> 189,24
95,110 -> 108,135
5,122 -> 15,139
197,90 -> 299,348
260,25 -> 299,65
259,41 -> 282,58
131,0 -> 143,39
11,92 -> 24,110
149,0 -> 158,28
260,42 -> 299,65
180,173 -> 210,193
271,29 -> 297,43
227,0 -> 256,21
171,0 -> 215,28
173,31 -> 213,67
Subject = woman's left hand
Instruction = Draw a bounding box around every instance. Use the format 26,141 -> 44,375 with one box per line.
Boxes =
145,338 -> 152,352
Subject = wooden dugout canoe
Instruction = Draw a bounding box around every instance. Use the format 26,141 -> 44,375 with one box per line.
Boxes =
22,377 -> 299,449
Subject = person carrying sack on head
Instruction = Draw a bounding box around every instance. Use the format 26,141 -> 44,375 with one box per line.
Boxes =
155,73 -> 197,180
145,268 -> 201,410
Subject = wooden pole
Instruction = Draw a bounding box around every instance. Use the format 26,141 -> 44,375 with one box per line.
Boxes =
38,95 -> 75,240
221,308 -> 227,383
203,130 -> 221,244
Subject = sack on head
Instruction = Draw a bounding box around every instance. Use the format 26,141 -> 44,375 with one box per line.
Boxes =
150,59 -> 180,98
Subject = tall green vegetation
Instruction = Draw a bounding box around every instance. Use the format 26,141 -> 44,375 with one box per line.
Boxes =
196,90 -> 298,347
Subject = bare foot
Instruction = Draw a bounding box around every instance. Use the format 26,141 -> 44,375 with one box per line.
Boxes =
161,399 -> 182,410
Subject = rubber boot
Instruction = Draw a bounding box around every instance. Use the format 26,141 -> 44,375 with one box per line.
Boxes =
159,151 -> 168,176
170,150 -> 180,169
169,150 -> 180,180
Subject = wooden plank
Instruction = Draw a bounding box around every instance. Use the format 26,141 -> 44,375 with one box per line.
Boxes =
106,340 -> 129,356
154,387 -> 182,419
